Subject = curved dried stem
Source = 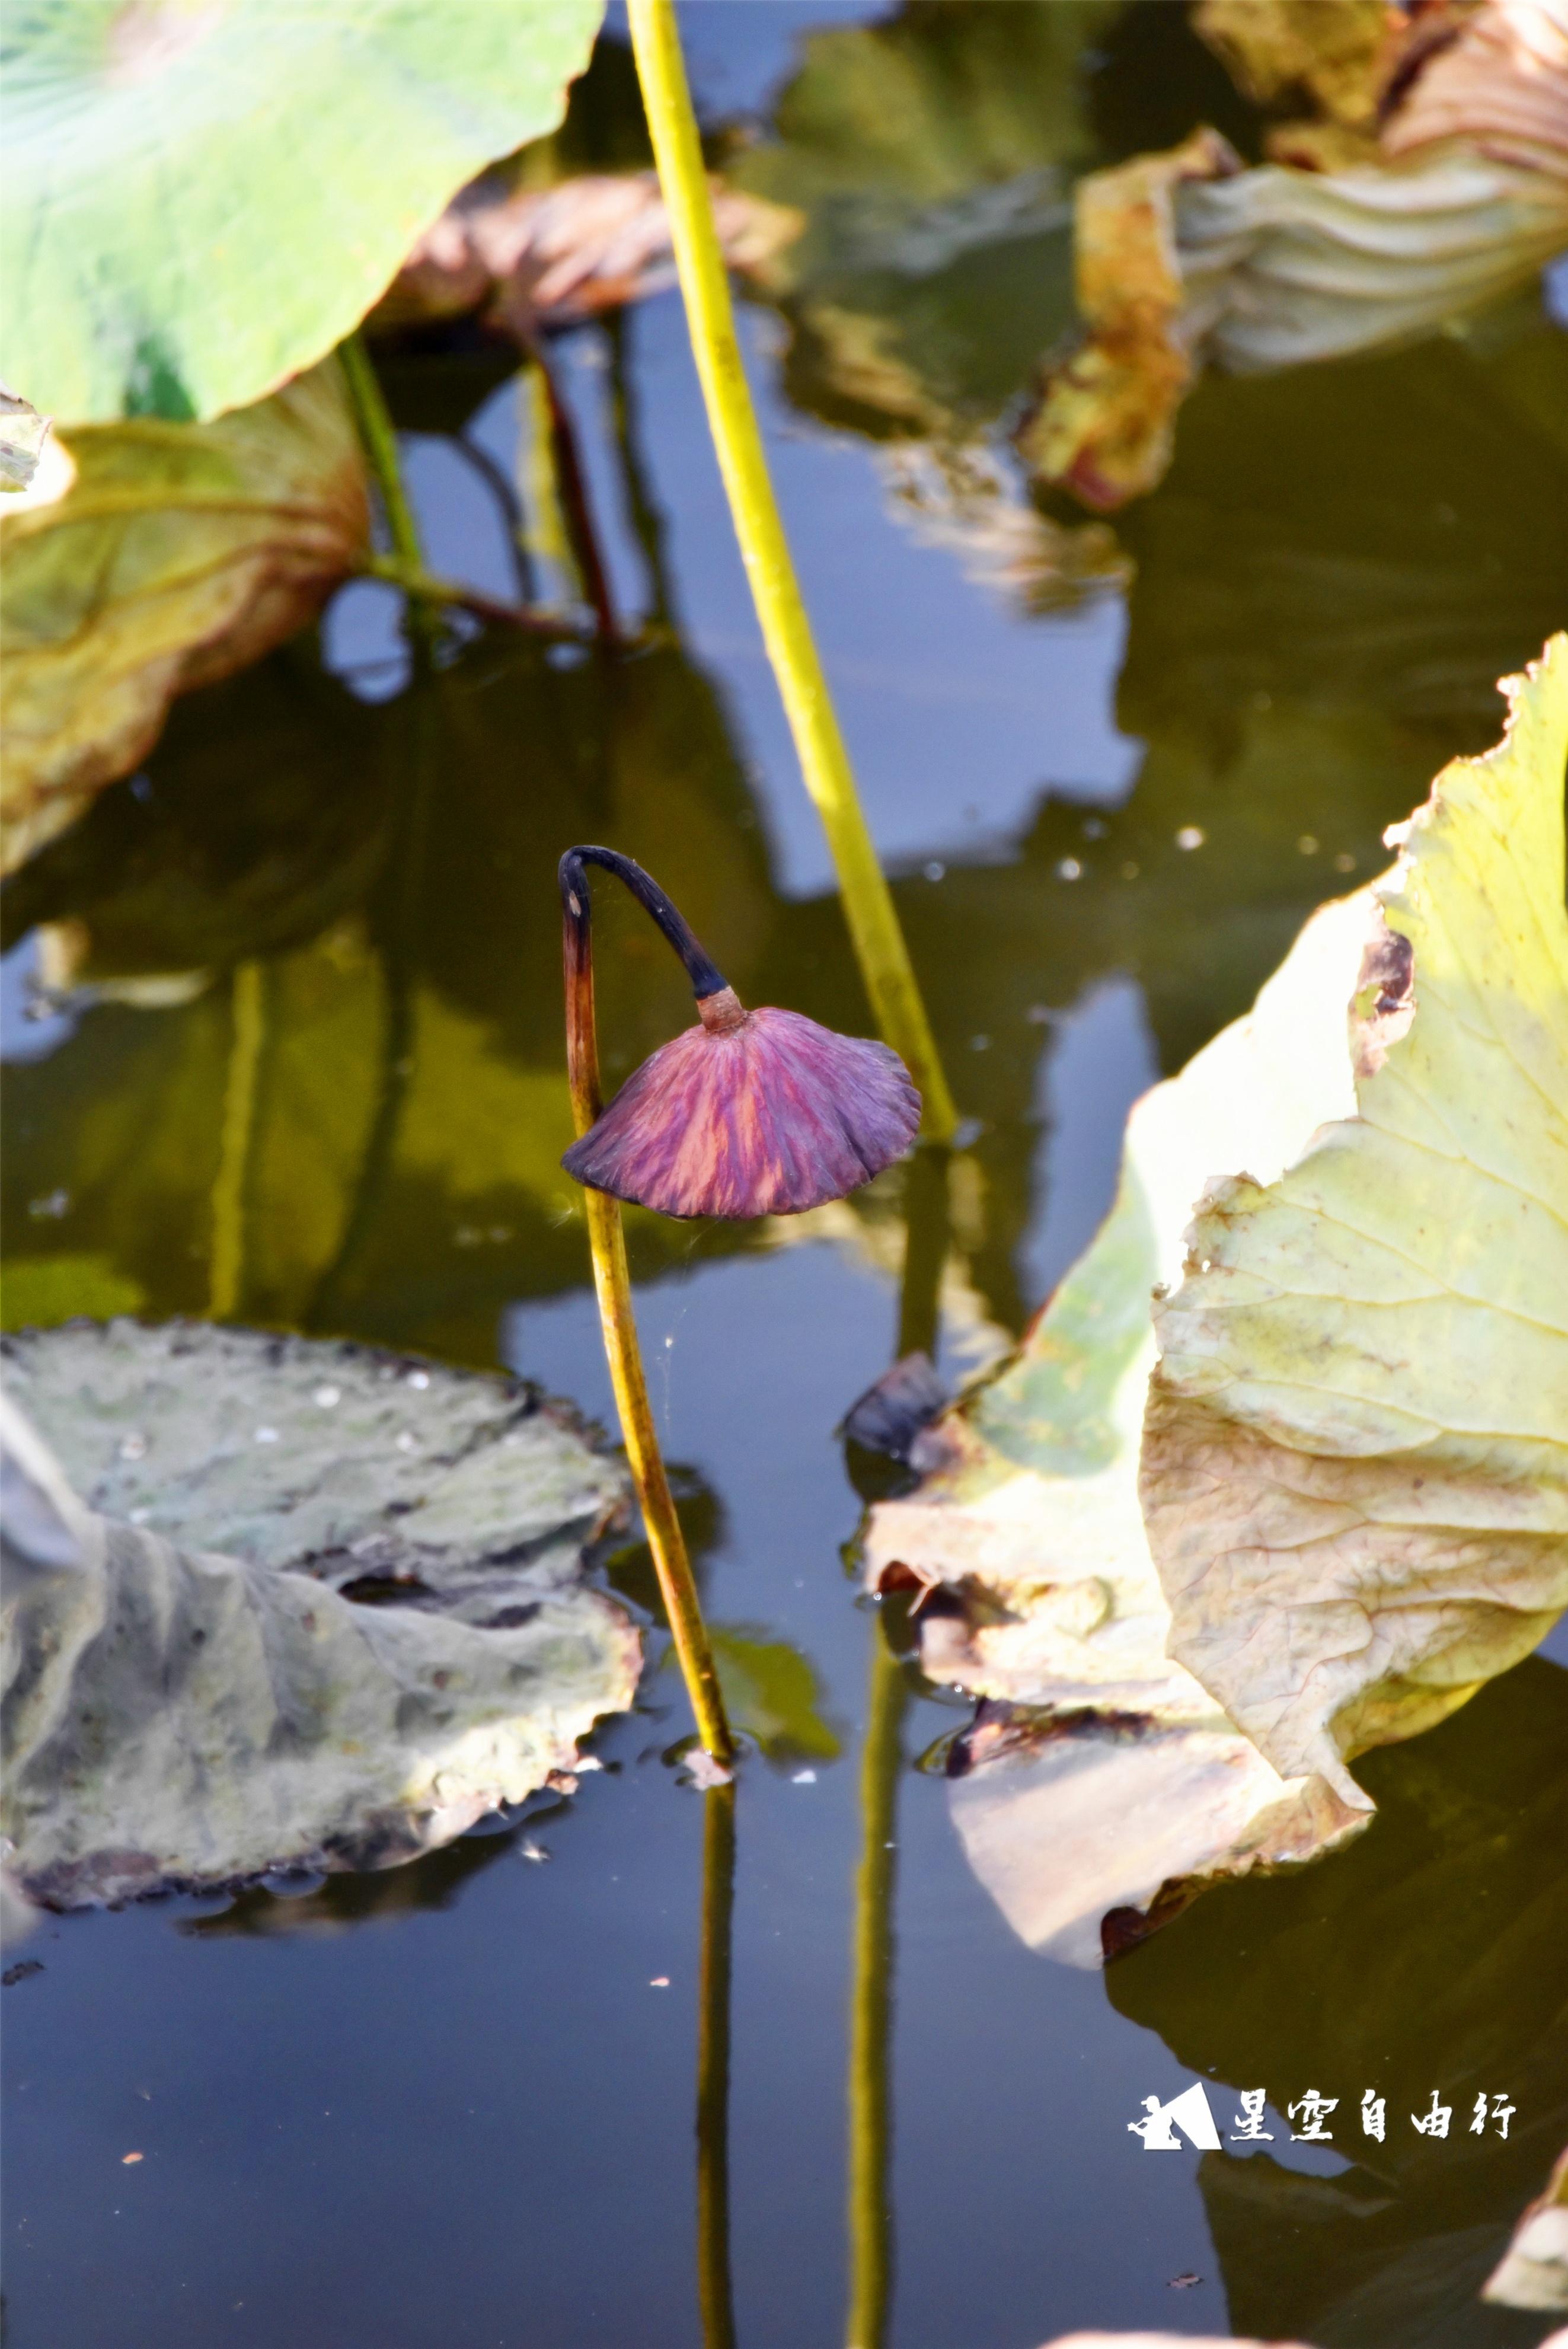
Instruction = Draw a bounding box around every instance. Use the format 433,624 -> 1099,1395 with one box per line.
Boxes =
560,850 -> 734,1764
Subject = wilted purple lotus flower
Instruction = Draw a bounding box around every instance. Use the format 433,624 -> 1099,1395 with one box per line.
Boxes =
560,847 -> 920,1220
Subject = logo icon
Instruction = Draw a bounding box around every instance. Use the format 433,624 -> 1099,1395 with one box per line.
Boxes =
1128,2083 -> 1222,2150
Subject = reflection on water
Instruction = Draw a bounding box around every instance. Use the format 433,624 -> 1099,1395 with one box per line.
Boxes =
1110,1661 -> 1568,2348
698,1780 -> 739,2349
4,6 -> 1566,2346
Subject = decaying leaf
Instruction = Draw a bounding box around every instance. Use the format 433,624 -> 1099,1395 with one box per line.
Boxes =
866,879 -> 1386,1958
1484,2146 -> 1568,2311
1017,127 -> 1243,513
1142,634 -> 1568,1814
0,1322 -> 637,1907
5,0 -> 603,423
376,171 -> 801,337
0,360 -> 369,876
1026,0 -> 1568,509
867,637 -> 1567,1957
1383,0 -> 1568,172
1194,0 -> 1398,162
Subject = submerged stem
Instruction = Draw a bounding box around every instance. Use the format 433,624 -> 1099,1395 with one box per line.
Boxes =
625,0 -> 957,1144
560,853 -> 734,1763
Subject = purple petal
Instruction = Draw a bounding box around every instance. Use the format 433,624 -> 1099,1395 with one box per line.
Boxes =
563,1007 -> 921,1218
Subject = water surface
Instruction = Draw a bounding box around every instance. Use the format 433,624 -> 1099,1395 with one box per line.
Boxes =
4,8 -> 1566,2344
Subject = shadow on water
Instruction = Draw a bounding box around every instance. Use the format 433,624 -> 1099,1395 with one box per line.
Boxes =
1109,1658 -> 1568,2348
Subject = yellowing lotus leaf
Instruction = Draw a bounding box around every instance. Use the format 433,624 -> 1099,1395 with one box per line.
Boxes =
0,360 -> 369,875
867,637 -> 1567,1958
1141,634 -> 1568,1813
864,888 -> 1381,1958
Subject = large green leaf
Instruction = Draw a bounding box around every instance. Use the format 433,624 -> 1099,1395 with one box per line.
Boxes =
0,360 -> 369,873
5,0 -> 603,424
1142,633 -> 1568,1812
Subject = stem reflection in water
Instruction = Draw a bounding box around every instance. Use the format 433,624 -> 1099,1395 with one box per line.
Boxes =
847,1633 -> 906,2349
697,1780 -> 738,2349
209,959 -> 266,1321
308,684 -> 436,1333
848,1141 -> 951,2347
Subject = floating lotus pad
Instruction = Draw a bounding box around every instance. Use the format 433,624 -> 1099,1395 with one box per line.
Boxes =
1,1322 -> 637,1906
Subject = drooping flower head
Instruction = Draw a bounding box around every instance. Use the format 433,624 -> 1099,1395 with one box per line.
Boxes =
559,847 -> 921,1220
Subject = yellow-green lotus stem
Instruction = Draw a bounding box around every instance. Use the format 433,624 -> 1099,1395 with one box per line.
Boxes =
626,0 -> 957,1144
563,879 -> 734,1766
339,331 -> 423,573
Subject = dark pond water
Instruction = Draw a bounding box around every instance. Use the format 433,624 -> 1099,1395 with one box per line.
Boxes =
4,8 -> 1567,2345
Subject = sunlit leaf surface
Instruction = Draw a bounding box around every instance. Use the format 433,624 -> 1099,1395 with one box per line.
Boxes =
1144,634 -> 1568,1811
0,361 -> 368,873
5,0 -> 603,423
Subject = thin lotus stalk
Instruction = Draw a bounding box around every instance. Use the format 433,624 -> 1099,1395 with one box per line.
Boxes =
625,0 -> 958,1146
696,1777 -> 738,2349
209,960 -> 266,1322
560,851 -> 733,1762
526,337 -> 617,640
522,361 -> 577,601
338,330 -> 424,574
847,1629 -> 906,2349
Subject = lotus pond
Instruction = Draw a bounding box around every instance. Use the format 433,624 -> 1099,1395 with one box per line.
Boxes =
3,5 -> 1567,2347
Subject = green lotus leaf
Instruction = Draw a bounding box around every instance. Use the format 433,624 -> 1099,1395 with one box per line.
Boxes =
1141,632 -> 1568,1812
5,0 -> 603,425
0,359 -> 369,875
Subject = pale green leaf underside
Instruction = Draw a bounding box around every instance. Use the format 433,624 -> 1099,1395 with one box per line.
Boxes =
5,0 -> 604,423
867,637 -> 1568,1950
1143,635 -> 1568,1804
